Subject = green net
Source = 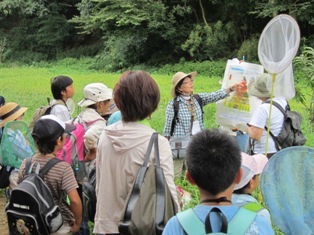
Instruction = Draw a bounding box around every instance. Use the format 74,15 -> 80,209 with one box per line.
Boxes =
0,121 -> 36,168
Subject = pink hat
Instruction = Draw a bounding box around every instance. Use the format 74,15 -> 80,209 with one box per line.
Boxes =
234,152 -> 268,190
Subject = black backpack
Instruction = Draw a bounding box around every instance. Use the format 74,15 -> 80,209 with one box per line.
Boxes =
264,100 -> 307,150
82,166 -> 97,222
6,158 -> 63,235
170,94 -> 203,136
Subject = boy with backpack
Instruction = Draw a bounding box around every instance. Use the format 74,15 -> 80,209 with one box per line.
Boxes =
232,152 -> 272,226
162,129 -> 274,234
50,75 -> 75,122
13,115 -> 82,234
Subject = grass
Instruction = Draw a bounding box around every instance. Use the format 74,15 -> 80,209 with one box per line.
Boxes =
1,62 -> 313,235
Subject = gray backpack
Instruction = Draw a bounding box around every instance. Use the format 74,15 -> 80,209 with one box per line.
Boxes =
264,100 -> 307,150
6,158 -> 63,235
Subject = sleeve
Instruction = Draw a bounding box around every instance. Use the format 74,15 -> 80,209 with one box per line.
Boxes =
158,135 -> 180,210
249,104 -> 269,129
84,120 -> 106,150
199,89 -> 229,106
163,100 -> 175,137
162,216 -> 185,235
61,163 -> 78,193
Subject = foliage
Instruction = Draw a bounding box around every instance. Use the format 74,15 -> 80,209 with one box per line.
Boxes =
237,35 -> 259,63
294,46 -> 314,127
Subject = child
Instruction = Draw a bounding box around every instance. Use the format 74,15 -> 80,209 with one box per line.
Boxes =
232,152 -> 271,225
162,128 -> 274,234
17,115 -> 82,234
50,75 -> 75,121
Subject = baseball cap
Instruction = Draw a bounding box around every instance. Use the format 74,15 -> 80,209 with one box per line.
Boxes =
234,152 -> 268,190
32,115 -> 76,141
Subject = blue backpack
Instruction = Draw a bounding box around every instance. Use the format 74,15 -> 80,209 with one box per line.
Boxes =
177,207 -> 256,234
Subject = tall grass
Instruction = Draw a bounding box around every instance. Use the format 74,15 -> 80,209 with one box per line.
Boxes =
1,62 -> 313,235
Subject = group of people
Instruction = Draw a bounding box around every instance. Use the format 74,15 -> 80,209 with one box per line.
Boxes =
0,69 -> 286,234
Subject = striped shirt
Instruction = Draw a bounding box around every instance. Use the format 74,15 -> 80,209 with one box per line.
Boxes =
18,154 -> 78,224
163,89 -> 229,137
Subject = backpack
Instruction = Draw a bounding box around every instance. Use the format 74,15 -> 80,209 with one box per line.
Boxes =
29,98 -> 65,131
6,157 -> 63,235
0,121 -> 37,168
119,132 -> 178,235
82,166 -> 96,222
176,207 -> 257,234
264,100 -> 307,150
56,117 -> 101,182
170,94 -> 203,136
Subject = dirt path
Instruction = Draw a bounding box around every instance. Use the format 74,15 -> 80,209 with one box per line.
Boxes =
0,192 -> 8,234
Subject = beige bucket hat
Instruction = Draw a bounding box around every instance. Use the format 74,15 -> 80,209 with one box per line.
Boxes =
0,102 -> 28,127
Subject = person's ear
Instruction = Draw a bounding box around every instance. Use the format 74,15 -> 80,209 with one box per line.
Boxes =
186,171 -> 196,185
234,168 -> 243,184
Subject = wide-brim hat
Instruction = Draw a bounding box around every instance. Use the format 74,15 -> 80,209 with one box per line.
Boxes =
0,102 -> 28,127
234,152 -> 268,190
78,83 -> 113,107
171,71 -> 197,97
248,73 -> 272,98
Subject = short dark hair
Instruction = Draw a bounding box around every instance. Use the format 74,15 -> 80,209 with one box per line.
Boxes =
186,128 -> 241,195
33,134 -> 63,155
51,75 -> 73,100
0,96 -> 5,106
113,70 -> 160,122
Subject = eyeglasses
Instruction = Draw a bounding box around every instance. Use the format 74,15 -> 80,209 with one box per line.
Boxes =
182,79 -> 194,85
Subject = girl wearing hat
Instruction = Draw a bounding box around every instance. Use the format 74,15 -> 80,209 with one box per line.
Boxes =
73,83 -> 113,235
163,71 -> 243,177
246,73 -> 288,158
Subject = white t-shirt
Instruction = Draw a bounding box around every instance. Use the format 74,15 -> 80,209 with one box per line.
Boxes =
249,97 -> 287,154
50,104 -> 71,122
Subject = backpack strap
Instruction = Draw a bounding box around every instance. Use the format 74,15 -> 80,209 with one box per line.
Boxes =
263,100 -> 288,151
170,94 -> 203,137
177,208 -> 205,234
177,207 -> 257,235
170,98 -> 180,136
38,158 -> 62,178
228,207 -> 257,234
242,202 -> 264,213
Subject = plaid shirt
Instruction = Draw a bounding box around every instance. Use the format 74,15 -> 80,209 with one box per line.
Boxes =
163,89 -> 229,137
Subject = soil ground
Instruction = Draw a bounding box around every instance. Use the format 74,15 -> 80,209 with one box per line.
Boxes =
0,191 -> 8,234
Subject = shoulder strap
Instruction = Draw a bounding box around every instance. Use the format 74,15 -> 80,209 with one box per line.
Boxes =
24,157 -> 33,176
242,202 -> 264,212
177,207 -> 257,235
228,207 -> 257,234
263,100 -> 287,151
170,98 -> 180,136
177,208 -> 205,235
38,158 -> 62,178
193,94 -> 204,124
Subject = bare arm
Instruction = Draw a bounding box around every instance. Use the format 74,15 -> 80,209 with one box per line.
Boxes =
68,188 -> 82,233
247,125 -> 263,140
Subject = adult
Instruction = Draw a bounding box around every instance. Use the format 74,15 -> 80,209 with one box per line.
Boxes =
163,71 -> 243,176
93,70 -> 179,234
73,82 -> 112,235
247,73 -> 287,158
50,75 -> 75,122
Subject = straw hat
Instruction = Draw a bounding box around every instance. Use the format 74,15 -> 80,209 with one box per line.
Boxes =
0,102 -> 28,127
248,73 -> 272,98
78,83 -> 113,107
171,71 -> 197,97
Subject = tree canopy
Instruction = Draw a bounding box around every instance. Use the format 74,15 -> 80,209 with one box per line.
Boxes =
0,0 -> 313,70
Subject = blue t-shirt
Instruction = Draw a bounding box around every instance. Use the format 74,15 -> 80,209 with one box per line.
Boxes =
162,205 -> 274,235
